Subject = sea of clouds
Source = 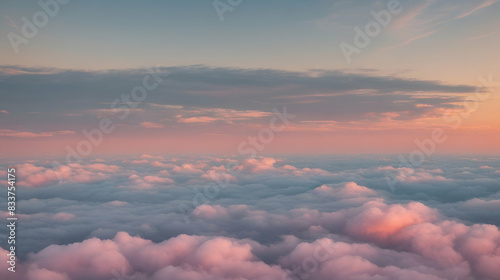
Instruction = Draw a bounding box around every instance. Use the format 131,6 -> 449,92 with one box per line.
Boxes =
1,155 -> 499,280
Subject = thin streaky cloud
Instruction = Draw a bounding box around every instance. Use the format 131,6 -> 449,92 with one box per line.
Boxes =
140,122 -> 165,129
464,30 -> 499,42
0,129 -> 74,138
426,0 -> 499,29
0,11 -> 21,32
454,0 -> 498,19
383,30 -> 437,51
390,0 -> 435,31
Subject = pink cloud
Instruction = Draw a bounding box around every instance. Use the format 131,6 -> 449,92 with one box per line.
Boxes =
27,267 -> 70,280
28,237 -> 132,280
106,201 -> 128,207
129,159 -> 149,164
235,157 -> 277,173
280,238 -> 449,280
0,129 -> 74,138
201,166 -> 237,182
192,205 -> 229,219
143,175 -> 174,184
314,182 -> 377,198
127,174 -> 174,189
289,167 -> 330,177
150,161 -> 175,168
17,163 -> 120,187
383,167 -> 449,183
85,163 -> 120,173
52,213 -> 76,221
175,108 -> 273,124
346,201 -> 438,243
22,232 -> 285,280
140,154 -> 164,159
6,196 -> 500,280
177,116 -> 218,124
140,121 -> 164,128
172,163 -> 204,174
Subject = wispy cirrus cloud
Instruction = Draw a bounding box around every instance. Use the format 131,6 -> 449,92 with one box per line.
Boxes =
455,0 -> 498,19
381,0 -> 497,49
464,30 -> 499,42
383,29 -> 437,50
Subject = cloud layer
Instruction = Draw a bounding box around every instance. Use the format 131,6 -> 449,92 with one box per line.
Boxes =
1,155 -> 500,279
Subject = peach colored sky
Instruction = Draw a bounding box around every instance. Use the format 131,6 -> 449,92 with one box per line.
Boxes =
0,0 -> 499,157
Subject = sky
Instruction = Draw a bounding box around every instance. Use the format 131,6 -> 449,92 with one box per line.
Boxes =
1,2 -> 500,280
1,0 -> 499,157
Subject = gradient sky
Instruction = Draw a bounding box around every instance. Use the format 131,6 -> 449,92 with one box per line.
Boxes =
0,0 -> 499,157
1,2 -> 500,279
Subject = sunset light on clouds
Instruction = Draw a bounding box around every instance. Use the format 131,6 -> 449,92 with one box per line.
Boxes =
0,0 -> 499,280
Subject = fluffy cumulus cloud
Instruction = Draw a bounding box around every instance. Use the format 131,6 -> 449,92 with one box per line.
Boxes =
1,155 -> 500,279
314,182 -> 377,198
17,163 -> 121,187
4,233 -> 284,280
235,157 -> 277,173
127,174 -> 174,189
381,166 -> 449,183
5,202 -> 500,280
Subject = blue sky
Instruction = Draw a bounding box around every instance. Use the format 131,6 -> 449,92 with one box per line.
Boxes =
1,0 -> 499,81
